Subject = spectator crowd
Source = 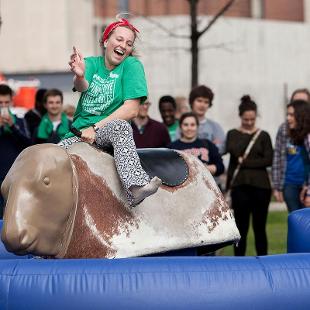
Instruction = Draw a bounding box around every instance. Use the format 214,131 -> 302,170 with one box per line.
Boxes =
1,82 -> 309,257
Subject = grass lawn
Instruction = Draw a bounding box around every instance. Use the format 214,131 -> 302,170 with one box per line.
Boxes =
219,210 -> 288,256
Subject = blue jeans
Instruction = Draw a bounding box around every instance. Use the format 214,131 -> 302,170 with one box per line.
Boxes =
283,184 -> 304,213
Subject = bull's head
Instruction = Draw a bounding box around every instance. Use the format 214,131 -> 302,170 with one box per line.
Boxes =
1,144 -> 77,257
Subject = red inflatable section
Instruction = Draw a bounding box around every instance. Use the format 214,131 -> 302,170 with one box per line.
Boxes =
0,75 -> 40,110
13,87 -> 37,109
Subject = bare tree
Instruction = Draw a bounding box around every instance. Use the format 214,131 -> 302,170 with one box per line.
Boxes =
189,0 -> 235,87
135,0 -> 236,88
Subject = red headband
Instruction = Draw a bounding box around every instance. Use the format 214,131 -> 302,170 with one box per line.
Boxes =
102,18 -> 140,43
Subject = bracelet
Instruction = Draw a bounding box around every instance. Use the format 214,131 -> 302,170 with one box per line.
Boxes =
76,75 -> 84,80
92,124 -> 100,133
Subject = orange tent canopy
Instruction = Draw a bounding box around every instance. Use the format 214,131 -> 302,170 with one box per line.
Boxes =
13,87 -> 37,109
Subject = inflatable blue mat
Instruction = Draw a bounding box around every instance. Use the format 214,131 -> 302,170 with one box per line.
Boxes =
1,254 -> 310,310
288,208 -> 310,253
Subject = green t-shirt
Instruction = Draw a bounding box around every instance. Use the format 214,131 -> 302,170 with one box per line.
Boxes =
168,120 -> 179,142
65,55 -> 148,138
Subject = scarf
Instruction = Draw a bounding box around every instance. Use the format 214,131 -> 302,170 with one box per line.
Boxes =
37,112 -> 69,140
102,18 -> 139,42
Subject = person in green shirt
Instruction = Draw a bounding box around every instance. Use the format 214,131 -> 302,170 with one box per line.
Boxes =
59,18 -> 161,207
35,89 -> 71,144
158,95 -> 179,142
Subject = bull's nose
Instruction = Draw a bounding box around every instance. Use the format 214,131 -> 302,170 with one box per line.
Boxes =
1,227 -> 36,254
1,228 -> 21,252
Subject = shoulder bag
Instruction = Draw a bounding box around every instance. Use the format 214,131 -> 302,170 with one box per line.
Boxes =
225,129 -> 262,204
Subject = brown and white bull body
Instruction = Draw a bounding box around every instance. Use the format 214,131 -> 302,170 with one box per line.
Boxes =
1,143 -> 240,258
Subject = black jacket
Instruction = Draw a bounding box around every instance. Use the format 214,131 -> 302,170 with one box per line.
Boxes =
0,116 -> 31,182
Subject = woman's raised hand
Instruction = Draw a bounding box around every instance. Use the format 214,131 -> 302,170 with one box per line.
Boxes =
69,46 -> 85,78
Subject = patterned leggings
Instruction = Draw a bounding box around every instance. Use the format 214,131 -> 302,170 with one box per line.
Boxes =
58,119 -> 150,202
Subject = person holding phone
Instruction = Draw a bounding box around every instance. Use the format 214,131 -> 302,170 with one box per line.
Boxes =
0,84 -> 31,218
58,18 -> 161,207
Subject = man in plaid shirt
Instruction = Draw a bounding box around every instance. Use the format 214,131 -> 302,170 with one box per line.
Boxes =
272,122 -> 287,202
302,134 -> 310,207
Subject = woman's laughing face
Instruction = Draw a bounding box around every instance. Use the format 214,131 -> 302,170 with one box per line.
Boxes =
104,26 -> 135,70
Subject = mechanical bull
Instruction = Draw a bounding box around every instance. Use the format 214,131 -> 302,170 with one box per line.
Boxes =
1,143 -> 240,258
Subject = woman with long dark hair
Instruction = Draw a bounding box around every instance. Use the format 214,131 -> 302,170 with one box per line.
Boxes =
281,100 -> 310,212
226,95 -> 273,256
272,89 -> 310,208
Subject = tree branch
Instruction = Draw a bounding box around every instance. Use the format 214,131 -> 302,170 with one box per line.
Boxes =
200,41 -> 236,52
143,43 -> 189,52
133,13 -> 190,39
198,0 -> 236,38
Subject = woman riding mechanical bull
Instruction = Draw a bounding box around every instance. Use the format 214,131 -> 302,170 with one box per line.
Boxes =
59,17 -> 161,207
1,17 -> 240,259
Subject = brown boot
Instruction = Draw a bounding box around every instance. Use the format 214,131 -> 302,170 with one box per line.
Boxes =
130,176 -> 162,207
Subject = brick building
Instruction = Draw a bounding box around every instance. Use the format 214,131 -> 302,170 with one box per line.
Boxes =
1,0 -> 310,140
94,0 -> 305,22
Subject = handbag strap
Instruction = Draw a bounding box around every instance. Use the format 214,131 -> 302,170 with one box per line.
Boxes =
229,129 -> 262,188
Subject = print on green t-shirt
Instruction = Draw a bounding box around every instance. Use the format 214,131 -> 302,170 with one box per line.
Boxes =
82,74 -> 116,115
64,55 -> 148,139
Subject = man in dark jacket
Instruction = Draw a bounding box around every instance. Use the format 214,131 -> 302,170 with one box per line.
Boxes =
24,88 -> 47,137
131,100 -> 171,148
0,84 -> 31,218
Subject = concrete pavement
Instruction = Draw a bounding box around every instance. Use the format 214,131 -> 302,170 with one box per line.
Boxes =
269,202 -> 287,212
